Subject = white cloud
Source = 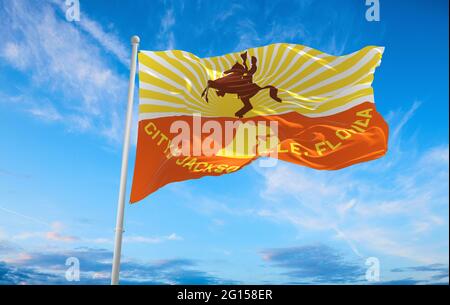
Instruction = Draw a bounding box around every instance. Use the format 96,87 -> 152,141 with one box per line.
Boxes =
343,227 -> 447,264
166,233 -> 183,241
234,19 -> 261,52
28,102 -> 63,122
392,100 -> 421,140
47,0 -> 129,66
161,9 -> 175,32
230,2 -> 348,55
252,101 -> 448,264
255,138 -> 449,262
78,17 -> 129,66
45,231 -> 78,242
12,221 -> 79,243
83,232 -> 183,245
420,145 -> 449,165
213,4 -> 243,23
0,0 -> 129,143
125,236 -> 162,244
0,205 -> 49,226
157,8 -> 176,50
9,225 -> 181,245
125,233 -> 183,244
0,42 -> 28,69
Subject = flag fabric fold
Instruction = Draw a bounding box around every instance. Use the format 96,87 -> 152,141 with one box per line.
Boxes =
130,43 -> 388,203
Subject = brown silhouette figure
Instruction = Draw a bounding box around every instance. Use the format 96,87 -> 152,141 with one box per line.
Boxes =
201,52 -> 282,118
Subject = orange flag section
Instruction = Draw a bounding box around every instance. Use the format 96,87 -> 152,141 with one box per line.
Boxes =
130,102 -> 388,203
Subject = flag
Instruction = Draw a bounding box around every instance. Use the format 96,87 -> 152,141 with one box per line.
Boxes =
130,43 -> 388,203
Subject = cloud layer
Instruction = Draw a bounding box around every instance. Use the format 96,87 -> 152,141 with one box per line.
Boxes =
0,242 -> 234,284
0,0 -> 129,143
262,244 -> 365,284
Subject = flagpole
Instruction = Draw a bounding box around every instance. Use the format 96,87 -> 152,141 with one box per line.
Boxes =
111,35 -> 140,285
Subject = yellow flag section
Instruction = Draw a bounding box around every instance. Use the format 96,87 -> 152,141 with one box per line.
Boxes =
130,43 -> 388,203
137,44 -> 384,119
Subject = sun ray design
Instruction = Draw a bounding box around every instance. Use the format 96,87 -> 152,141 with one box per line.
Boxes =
137,44 -> 384,120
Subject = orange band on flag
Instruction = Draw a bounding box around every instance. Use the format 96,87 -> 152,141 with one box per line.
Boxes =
130,102 -> 388,203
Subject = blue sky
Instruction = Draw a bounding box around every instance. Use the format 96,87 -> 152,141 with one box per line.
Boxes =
0,0 -> 448,284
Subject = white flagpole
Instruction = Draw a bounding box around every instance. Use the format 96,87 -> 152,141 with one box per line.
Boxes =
111,35 -> 140,285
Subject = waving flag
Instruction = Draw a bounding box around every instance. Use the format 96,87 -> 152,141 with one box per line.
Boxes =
130,43 -> 388,203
